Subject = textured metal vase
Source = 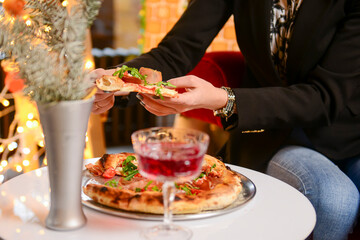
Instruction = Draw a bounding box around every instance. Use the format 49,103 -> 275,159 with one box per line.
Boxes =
37,97 -> 94,231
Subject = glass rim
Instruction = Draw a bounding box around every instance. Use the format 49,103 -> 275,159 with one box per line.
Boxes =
131,126 -> 210,141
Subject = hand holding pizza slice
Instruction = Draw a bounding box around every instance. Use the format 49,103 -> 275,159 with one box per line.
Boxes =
96,66 -> 178,99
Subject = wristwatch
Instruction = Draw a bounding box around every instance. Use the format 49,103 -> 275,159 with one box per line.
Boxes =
213,86 -> 236,121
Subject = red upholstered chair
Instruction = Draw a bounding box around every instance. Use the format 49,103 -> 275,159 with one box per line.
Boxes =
173,51 -> 245,155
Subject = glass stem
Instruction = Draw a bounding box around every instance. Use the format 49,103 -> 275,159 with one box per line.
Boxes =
162,181 -> 175,227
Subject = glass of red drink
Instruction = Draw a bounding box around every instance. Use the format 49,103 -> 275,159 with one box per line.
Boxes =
131,127 -> 209,240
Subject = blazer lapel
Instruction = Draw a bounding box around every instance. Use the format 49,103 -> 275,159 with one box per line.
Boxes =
236,0 -> 282,86
286,0 -> 333,82
247,0 -> 271,58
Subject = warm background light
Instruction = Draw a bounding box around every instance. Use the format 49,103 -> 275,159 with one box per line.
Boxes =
0,0 -> 101,183
1,99 -> 9,106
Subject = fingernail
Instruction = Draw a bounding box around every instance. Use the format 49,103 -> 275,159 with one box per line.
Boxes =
139,101 -> 146,107
136,93 -> 143,100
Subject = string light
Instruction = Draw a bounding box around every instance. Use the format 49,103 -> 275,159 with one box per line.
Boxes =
0,145 -> 4,153
15,165 -> 22,173
1,160 -> 7,167
1,99 -> 10,107
26,120 -> 34,128
85,60 -> 94,70
38,140 -> 44,148
17,126 -> 24,133
8,142 -> 18,151
25,19 -> 31,26
44,25 -> 52,32
22,148 -> 30,155
27,113 -> 34,119
62,0 -> 68,7
32,120 -> 39,127
22,160 -> 30,166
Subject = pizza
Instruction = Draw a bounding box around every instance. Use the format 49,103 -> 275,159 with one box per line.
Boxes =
96,65 -> 178,99
83,153 -> 242,214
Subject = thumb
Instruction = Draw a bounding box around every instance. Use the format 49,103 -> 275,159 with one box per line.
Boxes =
167,76 -> 199,89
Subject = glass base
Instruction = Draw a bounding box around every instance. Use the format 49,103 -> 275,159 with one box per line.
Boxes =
140,224 -> 192,240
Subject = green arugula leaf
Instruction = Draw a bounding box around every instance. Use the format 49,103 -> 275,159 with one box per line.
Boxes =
122,155 -> 137,174
123,155 -> 136,163
155,88 -> 164,100
123,170 -> 139,181
181,185 -> 193,195
112,65 -> 147,83
194,172 -> 206,181
210,163 -> 216,172
104,179 -> 118,188
144,180 -> 153,191
151,186 -> 161,192
155,81 -> 176,88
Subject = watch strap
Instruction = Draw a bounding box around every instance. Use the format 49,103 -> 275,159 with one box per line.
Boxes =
213,86 -> 236,121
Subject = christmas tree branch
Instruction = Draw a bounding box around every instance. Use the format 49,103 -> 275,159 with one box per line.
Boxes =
0,0 -> 103,103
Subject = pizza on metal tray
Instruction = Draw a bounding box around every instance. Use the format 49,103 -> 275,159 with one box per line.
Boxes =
83,153 -> 242,214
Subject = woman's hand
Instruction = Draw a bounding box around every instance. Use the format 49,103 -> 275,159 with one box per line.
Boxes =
85,68 -> 129,114
137,75 -> 228,116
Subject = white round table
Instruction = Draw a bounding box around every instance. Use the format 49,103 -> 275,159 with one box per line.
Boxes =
0,160 -> 316,240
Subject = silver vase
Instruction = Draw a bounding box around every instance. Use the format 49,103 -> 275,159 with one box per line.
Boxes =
37,97 -> 94,231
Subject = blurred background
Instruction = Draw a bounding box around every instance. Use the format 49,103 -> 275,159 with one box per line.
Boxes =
0,0 -> 239,183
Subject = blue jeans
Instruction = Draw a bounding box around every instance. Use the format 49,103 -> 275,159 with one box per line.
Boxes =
266,145 -> 360,240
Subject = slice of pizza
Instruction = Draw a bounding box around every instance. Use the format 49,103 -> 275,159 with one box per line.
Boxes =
96,65 -> 178,99
83,153 -> 242,214
85,152 -> 135,179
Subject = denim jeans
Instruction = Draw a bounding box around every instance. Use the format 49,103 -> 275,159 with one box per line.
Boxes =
266,145 -> 360,240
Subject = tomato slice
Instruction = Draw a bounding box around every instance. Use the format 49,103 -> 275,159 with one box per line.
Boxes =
137,84 -> 156,92
190,189 -> 202,195
122,74 -> 143,84
103,167 -> 116,178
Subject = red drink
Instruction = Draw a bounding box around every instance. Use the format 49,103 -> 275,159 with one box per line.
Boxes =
132,127 -> 209,239
137,142 -> 204,182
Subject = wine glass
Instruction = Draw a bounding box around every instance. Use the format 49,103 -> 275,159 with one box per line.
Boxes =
131,127 -> 209,240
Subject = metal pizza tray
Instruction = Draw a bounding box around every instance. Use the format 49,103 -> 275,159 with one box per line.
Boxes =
81,168 -> 256,221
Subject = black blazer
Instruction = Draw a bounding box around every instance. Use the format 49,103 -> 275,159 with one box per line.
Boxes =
124,0 -> 360,170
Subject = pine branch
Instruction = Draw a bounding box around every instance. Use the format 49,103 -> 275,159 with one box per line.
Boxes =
0,0 -> 103,103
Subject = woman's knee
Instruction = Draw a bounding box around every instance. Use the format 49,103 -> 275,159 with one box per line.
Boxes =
266,146 -> 319,195
267,146 -> 359,206
267,146 -> 360,239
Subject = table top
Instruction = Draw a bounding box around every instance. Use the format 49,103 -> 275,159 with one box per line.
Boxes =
0,159 -> 316,240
